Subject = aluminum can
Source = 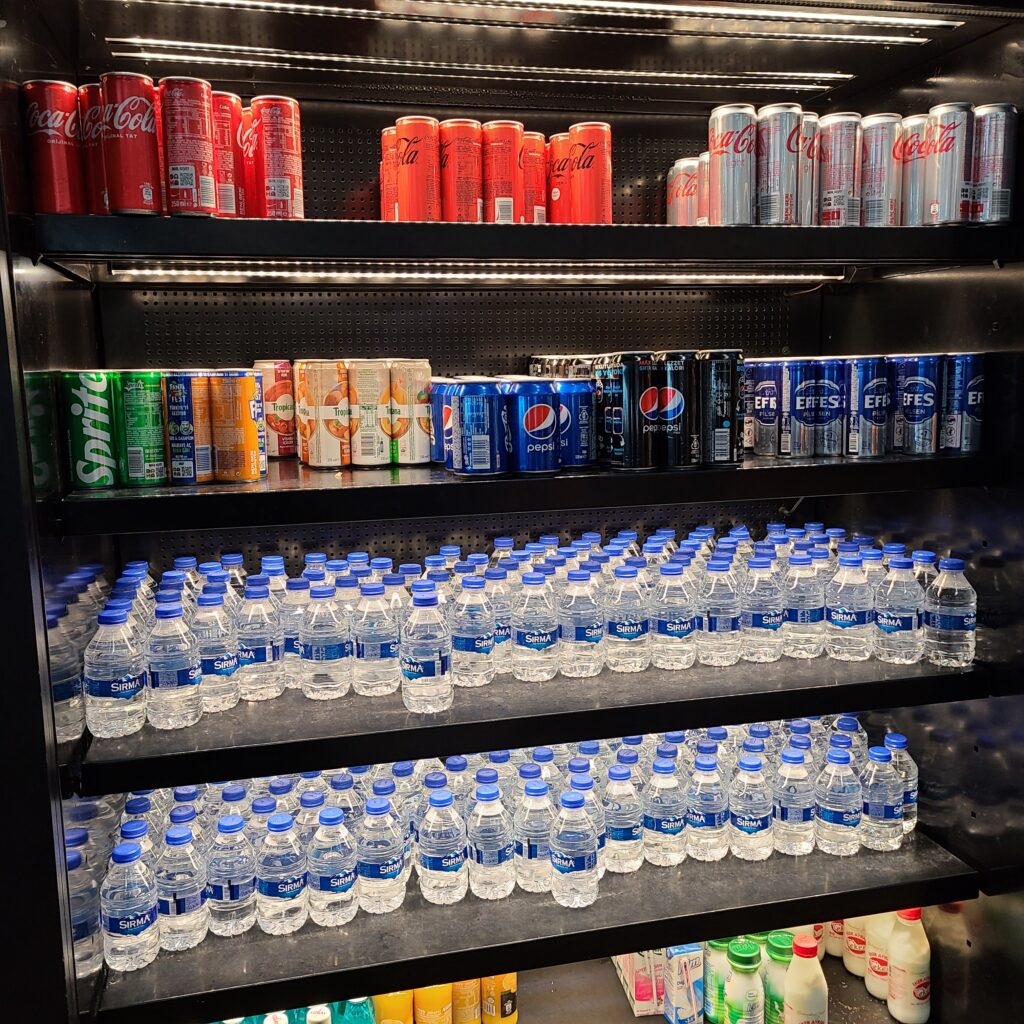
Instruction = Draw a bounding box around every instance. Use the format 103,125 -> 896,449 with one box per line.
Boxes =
22,80 -> 86,214
811,357 -> 846,457
395,114 -> 439,222
888,354 -> 942,456
154,88 -> 168,213
654,350 -> 700,468
388,358 -> 432,465
708,104 -> 756,226
696,151 -> 710,226
756,102 -> 800,225
667,157 -> 699,226
210,369 -> 263,481
745,358 -> 781,457
897,114 -> 931,225
615,351 -> 660,470
860,113 -> 902,226
779,359 -> 815,459
112,370 -> 168,487
240,106 -> 257,216
972,103 -> 1017,224
482,120 -> 523,223
794,111 -> 820,226
500,378 -> 560,473
818,112 -> 862,226
293,359 -> 350,468
593,353 -> 623,465
162,371 -> 213,484
251,95 -> 304,220
429,377 -> 457,465
569,121 -> 612,224
211,91 -> 244,217
439,118 -> 482,223
99,72 -> 160,215
26,371 -> 60,498
697,349 -> 743,466
842,356 -> 890,458
552,378 -> 597,468
926,101 -> 974,224
255,359 -> 296,457
522,130 -> 547,224
380,125 -> 399,222
940,352 -> 984,455
60,371 -> 119,489
348,358 -> 392,466
77,84 -> 108,215
159,77 -> 216,215
449,380 -> 512,475
546,133 -> 572,224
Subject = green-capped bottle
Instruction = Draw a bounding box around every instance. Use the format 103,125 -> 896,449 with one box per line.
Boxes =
724,938 -> 763,1024
704,936 -> 734,1024
764,931 -> 794,1024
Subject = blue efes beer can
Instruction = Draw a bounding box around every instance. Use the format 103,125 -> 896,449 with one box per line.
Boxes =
888,353 -> 942,455
553,378 -> 596,467
747,358 -> 782,457
941,352 -> 984,455
428,377 -> 457,465
449,379 -> 512,475
843,356 -> 890,458
499,378 -> 560,473
779,359 -> 815,458
812,357 -> 845,457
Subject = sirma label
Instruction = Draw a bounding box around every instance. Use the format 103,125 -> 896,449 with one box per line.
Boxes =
256,874 -> 306,899
876,611 -> 916,633
562,623 -> 604,643
401,653 -> 450,679
742,610 -> 783,631
420,849 -> 467,873
357,854 -> 403,880
102,905 -> 158,936
301,642 -> 347,662
201,654 -> 238,676
730,811 -> 771,835
657,617 -> 696,638
149,664 -> 202,689
643,813 -> 685,835
607,619 -> 649,640
685,808 -> 727,829
514,628 -> 557,650
84,671 -> 146,700
551,849 -> 597,874
922,610 -> 976,631
816,806 -> 861,827
356,639 -> 399,659
452,633 -> 495,654
515,839 -> 549,860
826,607 -> 874,628
238,642 -> 281,665
308,868 -> 357,892
703,614 -> 740,633
863,800 -> 902,820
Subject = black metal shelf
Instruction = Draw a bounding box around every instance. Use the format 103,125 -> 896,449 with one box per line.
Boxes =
47,455 -> 993,539
95,833 -> 975,1024
68,625 -> 1018,796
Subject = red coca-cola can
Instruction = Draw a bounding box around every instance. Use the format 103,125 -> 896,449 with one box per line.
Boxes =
667,157 -> 699,225
395,114 -> 439,222
794,112 -> 820,226
818,111 -> 862,226
708,103 -> 756,225
756,102 -> 800,225
860,112 -> 902,226
522,130 -> 547,224
972,102 -> 1018,224
897,113 -> 930,226
21,80 -> 85,214
482,119 -> 523,223
927,101 -> 974,224
439,118 -> 482,223
569,121 -> 612,224
77,83 -> 107,215
99,72 -> 160,215
380,125 -> 399,222
211,91 -> 243,218
159,77 -> 216,215
546,132 -> 572,224
697,150 -> 710,225
240,106 -> 258,216
251,95 -> 305,220
154,87 -> 167,214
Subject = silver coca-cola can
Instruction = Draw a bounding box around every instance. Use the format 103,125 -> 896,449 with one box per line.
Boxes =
795,111 -> 820,226
696,150 -> 710,226
756,102 -> 800,225
667,157 -> 699,225
897,113 -> 930,225
708,103 -> 756,225
860,112 -> 902,226
927,101 -> 974,224
972,102 -> 1017,224
818,112 -> 862,226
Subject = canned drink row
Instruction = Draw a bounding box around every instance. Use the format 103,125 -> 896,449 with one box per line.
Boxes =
21,76 -> 303,218
381,117 -> 612,224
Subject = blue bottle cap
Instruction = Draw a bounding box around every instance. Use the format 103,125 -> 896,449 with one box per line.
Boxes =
560,791 -> 585,809
827,748 -> 851,765
124,797 -> 151,814
749,723 -> 771,739
165,825 -> 193,846
656,743 -> 678,760
174,785 -> 199,802
707,562 -> 730,573
424,555 -> 447,568
424,772 -> 448,789
461,576 -> 485,590
659,563 -> 683,576
475,784 -> 500,803
392,760 -> 414,777
252,797 -> 277,815
614,566 -> 638,579
861,549 -> 882,561
582,532 -> 602,544
97,608 -> 129,625
531,747 -> 553,763
743,739 -> 765,753
120,819 -> 148,839
912,550 -> 936,563
244,585 -> 270,599
535,564 -> 555,578
173,556 -> 197,570
738,755 -> 762,773
521,572 -> 545,587
837,541 -> 859,553
837,716 -> 859,731
222,784 -> 246,802
312,807 -> 341,829
488,749 -> 510,764
267,813 -> 294,832
882,542 -> 906,555
697,740 -> 717,755
789,555 -> 812,566
196,593 -> 224,607
411,580 -> 435,593
497,559 -> 519,572
830,734 -> 852,750
64,827 -> 89,849
286,578 -> 310,592
608,765 -> 631,782
467,553 -> 490,567
300,790 -> 324,808
748,558 -> 772,569
335,576 -> 359,589
428,790 -> 454,809
940,558 -> 965,571
652,758 -> 675,775
268,778 -> 294,795
303,552 -> 327,565
453,561 -> 474,575
382,574 -> 405,587
445,755 -> 468,772
617,748 -> 639,765
837,556 -> 862,568
412,594 -> 439,607
694,754 -> 717,771
217,814 -> 244,834
788,720 -> 811,735
524,781 -> 549,798
707,727 -> 728,742
567,757 -> 590,774
399,563 -> 423,577
889,557 -> 913,569
519,763 -> 541,780
439,545 -> 461,557
790,736 -> 812,751
360,582 -> 385,596
65,849 -> 82,871
622,735 -> 643,745
484,568 -> 508,581
365,798 -> 391,816
781,748 -> 805,765
475,768 -> 499,785
494,537 -> 514,549
169,806 -> 195,825
884,733 -> 908,750
111,843 -> 141,864
370,557 -> 393,571
347,552 -> 370,564
868,746 -> 892,763
577,740 -> 598,756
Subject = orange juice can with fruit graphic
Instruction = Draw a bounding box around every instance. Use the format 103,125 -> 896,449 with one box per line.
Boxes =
388,358 -> 432,464
293,359 -> 351,468
348,357 -> 392,466
254,359 -> 296,457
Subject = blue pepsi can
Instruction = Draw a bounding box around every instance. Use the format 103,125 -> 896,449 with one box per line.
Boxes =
843,356 -> 890,458
812,357 -> 845,457
889,353 -> 942,455
941,352 -> 984,455
779,359 -> 815,458
449,379 -> 512,475
552,378 -> 596,467
428,377 -> 456,465
499,378 -> 560,473
746,358 -> 781,456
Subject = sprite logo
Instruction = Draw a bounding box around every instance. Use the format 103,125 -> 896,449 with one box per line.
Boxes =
66,373 -> 117,486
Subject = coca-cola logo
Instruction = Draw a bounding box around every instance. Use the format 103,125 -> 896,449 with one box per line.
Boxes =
894,129 -> 929,163
80,103 -> 104,143
106,95 -> 156,134
709,124 -> 755,155
397,134 -> 425,165
787,123 -> 822,161
913,979 -> 931,1002
674,172 -> 697,199
548,152 -> 570,177
570,140 -> 598,171
929,120 -> 962,154
25,101 -> 79,141
241,118 -> 260,158
439,139 -> 451,170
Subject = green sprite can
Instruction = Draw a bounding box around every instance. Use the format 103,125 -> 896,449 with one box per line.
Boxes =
25,370 -> 61,498
112,370 -> 168,487
60,370 -> 120,490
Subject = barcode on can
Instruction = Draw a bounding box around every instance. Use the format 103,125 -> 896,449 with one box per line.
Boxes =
359,433 -> 378,457
862,198 -> 889,226
127,447 -> 144,479
216,183 -> 236,214
196,445 -> 212,475
198,175 -> 215,208
991,189 -> 1010,218
532,205 -> 546,224
470,435 -> 492,469
758,194 -> 781,223
266,177 -> 292,200
169,165 -> 196,189
293,189 -> 304,218
494,197 -> 514,222
713,429 -> 730,462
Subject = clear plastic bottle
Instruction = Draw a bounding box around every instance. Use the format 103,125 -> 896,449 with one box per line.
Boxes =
911,550 -> 938,594
861,548 -> 887,592
782,554 -> 825,659
118,818 -> 156,870
482,568 -> 513,676
401,590 -> 454,713
834,715 -> 869,771
884,733 -> 918,834
48,610 -> 85,743
299,585 -> 351,700
236,584 -> 285,701
825,556 -> 875,661
220,553 -> 248,593
642,758 -> 687,866
255,812 -> 308,935
923,557 -> 977,666
192,593 -> 240,713
280,578 -> 310,690
604,566 -> 651,672
67,849 -> 102,977
513,780 -> 555,892
558,570 -> 605,677
650,563 -> 697,670
697,561 -> 742,667
350,582 -> 401,697
205,814 -> 257,936
550,791 -> 599,909
568,773 -> 607,879
874,558 -> 925,664
100,842 -> 160,971
511,573 -> 560,681
451,577 -> 496,688
814,749 -> 862,856
741,558 -> 785,662
355,797 -> 406,914
146,603 -> 203,730
326,774 -> 364,838
772,748 -> 815,856
728,755 -> 774,861
417,789 -> 468,906
84,607 -> 147,738
603,764 -> 644,873
685,755 -> 728,862
859,746 -> 904,851
154,825 -> 208,951
306,806 -> 358,926
294,790 -> 327,851
467,784 -> 515,901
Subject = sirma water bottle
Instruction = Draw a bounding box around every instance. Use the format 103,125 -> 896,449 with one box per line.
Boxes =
401,587 -> 453,713
923,557 -> 977,666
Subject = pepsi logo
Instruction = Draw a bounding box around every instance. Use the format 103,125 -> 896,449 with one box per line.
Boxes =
639,387 -> 660,421
522,403 -> 558,440
559,403 -> 572,434
442,405 -> 453,439
659,387 -> 684,422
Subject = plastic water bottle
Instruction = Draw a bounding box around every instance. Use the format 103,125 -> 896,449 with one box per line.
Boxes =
728,755 -> 774,861
48,611 -> 84,743
643,758 -> 687,866
295,790 -> 327,851
685,755 -> 728,862
781,554 -> 825,659
871,557 -> 924,664
67,849 -> 102,977
814,749 -> 862,856
824,556 -> 875,661
834,715 -> 869,770
550,791 -> 599,909
417,789 -> 468,906
154,826 -> 208,951
651,563 -> 697,670
281,578 -> 310,689
146,603 -> 203,730
100,842 -> 160,971
350,582 -> 400,696
118,819 -> 155,869
911,550 -> 937,593
355,797 -> 406,914
860,746 -> 903,851
325,774 -> 363,838
248,797 -> 279,843
605,566 -> 651,672
514,780 -> 555,892
884,733 -> 918,834
861,548 -> 887,591
772,748 -> 815,856
923,558 -> 977,666
569,774 -> 606,878
255,813 -> 308,935
299,585 -> 351,700
191,593 -> 240,713
306,806 -> 358,926
467,784 -> 515,900
511,573 -> 559,681
741,558 -> 785,662
205,814 -> 257,936
236,584 -> 284,701
697,561 -> 741,667
603,764 -> 644,873
401,590 -> 454,713
451,577 -> 495,688
483,568 -> 513,676
558,570 -> 605,677
84,607 -> 147,738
